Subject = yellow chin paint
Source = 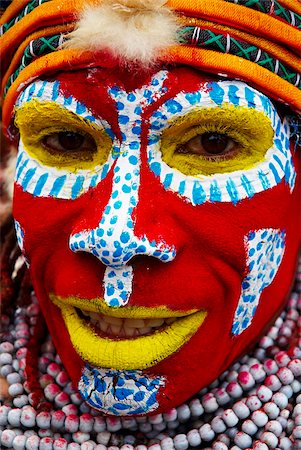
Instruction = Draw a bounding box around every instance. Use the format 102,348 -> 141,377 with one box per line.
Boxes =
51,295 -> 207,370
14,100 -> 112,172
160,104 -> 274,177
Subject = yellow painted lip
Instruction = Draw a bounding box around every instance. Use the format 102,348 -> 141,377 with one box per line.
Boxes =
51,294 -> 207,370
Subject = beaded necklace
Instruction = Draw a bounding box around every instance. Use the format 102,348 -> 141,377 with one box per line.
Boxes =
0,259 -> 300,450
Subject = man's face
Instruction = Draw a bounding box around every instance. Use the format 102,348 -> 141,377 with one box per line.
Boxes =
13,66 -> 300,415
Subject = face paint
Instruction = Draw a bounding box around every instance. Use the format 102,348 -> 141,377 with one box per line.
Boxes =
13,66 -> 301,415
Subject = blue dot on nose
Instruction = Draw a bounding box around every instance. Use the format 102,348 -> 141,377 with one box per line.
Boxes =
107,285 -> 115,296
79,240 -> 86,248
136,245 -> 147,253
122,184 -> 131,194
96,229 -> 104,237
110,216 -> 118,225
129,155 -> 138,165
120,232 -> 130,243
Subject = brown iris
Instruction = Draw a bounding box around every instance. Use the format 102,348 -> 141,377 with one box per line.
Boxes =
177,132 -> 236,157
43,131 -> 96,153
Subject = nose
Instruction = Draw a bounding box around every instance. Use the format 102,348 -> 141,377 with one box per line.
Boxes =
69,143 -> 176,308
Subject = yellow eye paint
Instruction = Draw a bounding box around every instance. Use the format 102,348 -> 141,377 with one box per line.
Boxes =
14,100 -> 112,173
160,104 -> 274,177
51,295 -> 207,370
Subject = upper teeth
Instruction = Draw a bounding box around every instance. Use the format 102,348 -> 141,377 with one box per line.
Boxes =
79,310 -> 176,338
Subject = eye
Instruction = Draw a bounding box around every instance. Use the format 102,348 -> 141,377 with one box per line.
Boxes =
176,132 -> 237,157
42,131 -> 97,153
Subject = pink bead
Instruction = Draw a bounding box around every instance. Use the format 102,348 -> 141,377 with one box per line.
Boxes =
250,363 -> 266,382
44,383 -> 61,401
53,438 -> 68,450
16,348 -> 27,360
288,359 -> 301,376
51,410 -> 66,429
226,381 -> 243,398
40,437 -> 54,450
264,359 -> 278,375
65,414 -> 79,433
80,413 -> 94,433
40,374 -> 54,388
70,393 -> 83,405
47,362 -> 61,378
25,435 -> 40,449
252,441 -> 269,450
54,391 -> 70,407
36,411 -> 51,429
93,416 -> 106,433
275,352 -> 291,367
265,375 -> 282,391
56,371 -> 70,387
62,404 -> 78,415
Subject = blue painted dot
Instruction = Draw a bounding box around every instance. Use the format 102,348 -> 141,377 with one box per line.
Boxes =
108,271 -> 116,278
129,141 -> 139,150
117,101 -> 124,110
136,245 -> 147,253
110,216 -> 118,225
160,254 -> 170,261
120,232 -> 130,243
119,115 -> 129,124
114,176 -> 121,183
122,184 -> 131,193
114,201 -> 122,209
127,93 -> 136,102
103,250 -> 109,256
107,228 -> 114,236
125,173 -> 132,181
165,99 -> 183,114
129,155 -> 138,165
79,241 -> 86,249
96,229 -> 104,237
107,285 -> 115,296
132,126 -> 141,135
150,162 -> 161,176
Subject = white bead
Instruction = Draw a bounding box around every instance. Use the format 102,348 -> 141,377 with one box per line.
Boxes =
177,405 -> 190,422
211,417 -> 226,433
94,446 -> 107,450
202,393 -> 219,413
234,431 -> 252,449
120,445 -> 134,450
222,409 -> 239,427
96,432 -> 111,446
0,364 -> 13,377
8,408 -> 22,427
277,368 -> 294,385
0,352 -> 13,365
189,399 -> 204,416
199,424 -> 215,441
226,382 -> 243,398
13,394 -> 29,408
278,436 -> 293,450
93,417 -> 106,433
51,410 -> 66,429
292,425 -> 301,439
232,401 -> 250,419
265,420 -> 282,437
263,402 -> 280,419
241,419 -> 258,435
288,359 -> 301,377
251,410 -> 268,427
36,411 -> 51,429
237,371 -> 255,389
212,443 -> 228,450
106,417 -> 122,432
65,415 -> 79,433
1,429 -> 16,448
40,437 -> 54,450
21,406 -> 36,428
135,446 -> 148,450
0,342 -> 14,353
12,434 -> 27,450
252,441 -> 269,450
173,433 -> 189,450
272,392 -> 288,409
264,360 -> 278,375
73,432 -> 90,444
217,434 -> 230,446
265,375 -> 282,391
257,386 -> 273,403
261,431 -> 278,448
293,404 -> 301,417
7,372 -> 21,385
295,414 -> 301,426
280,385 -> 293,398
25,435 -> 40,449
67,444 -> 81,450
79,414 -> 94,433
246,395 -> 262,411
161,437 -> 175,450
187,429 -> 201,447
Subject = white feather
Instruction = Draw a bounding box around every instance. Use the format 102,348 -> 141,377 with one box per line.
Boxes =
64,0 -> 179,66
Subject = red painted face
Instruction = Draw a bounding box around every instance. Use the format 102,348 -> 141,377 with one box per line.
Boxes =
13,66 -> 300,415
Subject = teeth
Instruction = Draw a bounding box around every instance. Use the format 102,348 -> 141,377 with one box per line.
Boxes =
79,310 -> 177,338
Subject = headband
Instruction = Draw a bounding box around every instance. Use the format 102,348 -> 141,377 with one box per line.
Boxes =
1,0 -> 301,138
